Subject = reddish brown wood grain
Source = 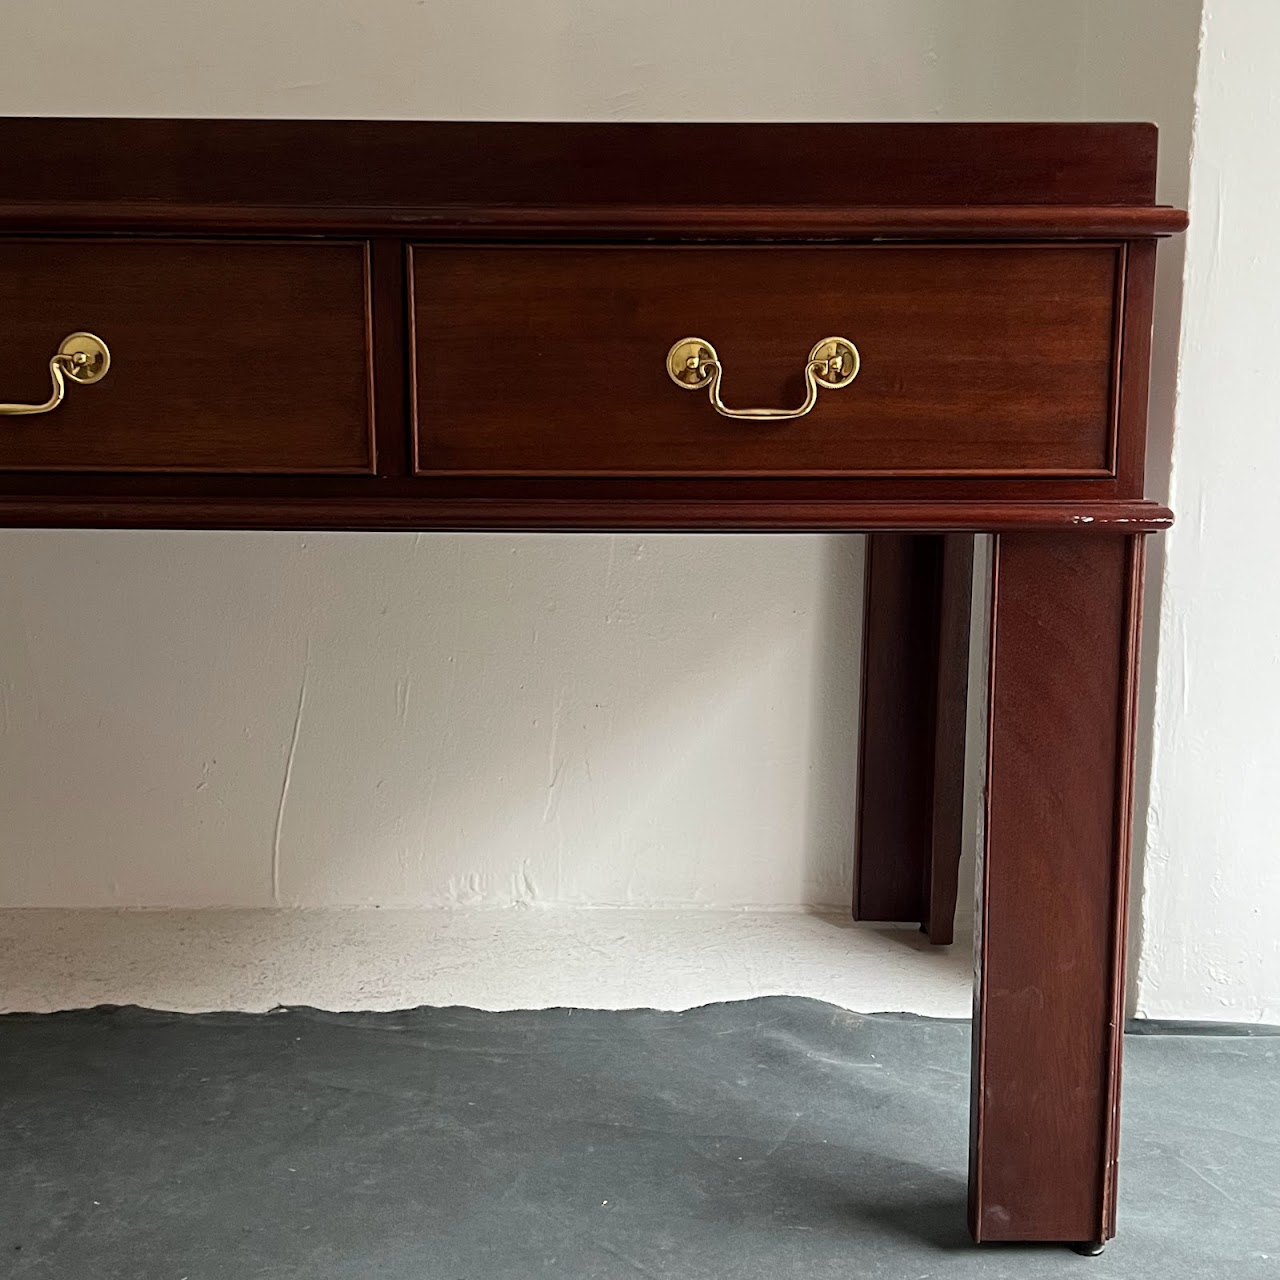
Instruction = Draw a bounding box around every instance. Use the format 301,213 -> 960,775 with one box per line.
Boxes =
0,238 -> 375,473
855,533 -> 973,942
0,202 -> 1188,239
0,119 -> 1165,212
0,496 -> 1172,533
1113,241 -> 1159,493
926,533 -> 976,944
970,531 -> 1144,1245
368,237 -> 412,479
411,245 -> 1121,478
855,534 -> 943,923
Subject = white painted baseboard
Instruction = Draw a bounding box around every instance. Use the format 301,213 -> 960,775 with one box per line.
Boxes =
0,908 -> 973,1017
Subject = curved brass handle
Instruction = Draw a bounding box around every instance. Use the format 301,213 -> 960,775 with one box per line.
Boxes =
0,332 -> 111,417
666,336 -> 859,421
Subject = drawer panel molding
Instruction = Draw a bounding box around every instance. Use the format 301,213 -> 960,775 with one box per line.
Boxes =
0,239 -> 376,474
410,244 -> 1122,479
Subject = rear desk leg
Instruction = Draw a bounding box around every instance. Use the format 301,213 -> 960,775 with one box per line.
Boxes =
855,533 -> 974,944
969,532 -> 1145,1246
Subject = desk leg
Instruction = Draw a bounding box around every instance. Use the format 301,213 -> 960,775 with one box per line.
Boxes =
855,533 -> 973,943
969,532 -> 1144,1246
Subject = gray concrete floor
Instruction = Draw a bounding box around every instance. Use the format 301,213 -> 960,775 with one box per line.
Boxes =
2,997 -> 1276,1278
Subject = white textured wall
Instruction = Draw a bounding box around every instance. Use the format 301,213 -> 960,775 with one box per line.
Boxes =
0,4 -> 1205,951
0,1 -> 1167,121
0,532 -> 862,907
1137,0 -> 1280,1024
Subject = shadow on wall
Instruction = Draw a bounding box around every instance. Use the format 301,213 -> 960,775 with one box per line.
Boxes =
805,534 -> 865,917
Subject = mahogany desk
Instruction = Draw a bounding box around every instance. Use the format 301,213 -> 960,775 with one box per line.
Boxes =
0,120 -> 1185,1250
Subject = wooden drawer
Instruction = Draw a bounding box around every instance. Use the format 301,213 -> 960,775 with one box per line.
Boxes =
410,245 -> 1121,477
0,239 -> 374,473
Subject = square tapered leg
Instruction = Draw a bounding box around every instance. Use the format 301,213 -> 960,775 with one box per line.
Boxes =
969,532 -> 1145,1246
856,532 -> 974,943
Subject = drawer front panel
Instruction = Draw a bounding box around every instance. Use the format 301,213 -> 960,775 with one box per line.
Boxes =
410,245 -> 1121,477
0,239 -> 374,473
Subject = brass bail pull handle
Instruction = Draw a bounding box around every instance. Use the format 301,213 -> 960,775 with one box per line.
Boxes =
666,336 -> 859,421
0,332 -> 112,417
